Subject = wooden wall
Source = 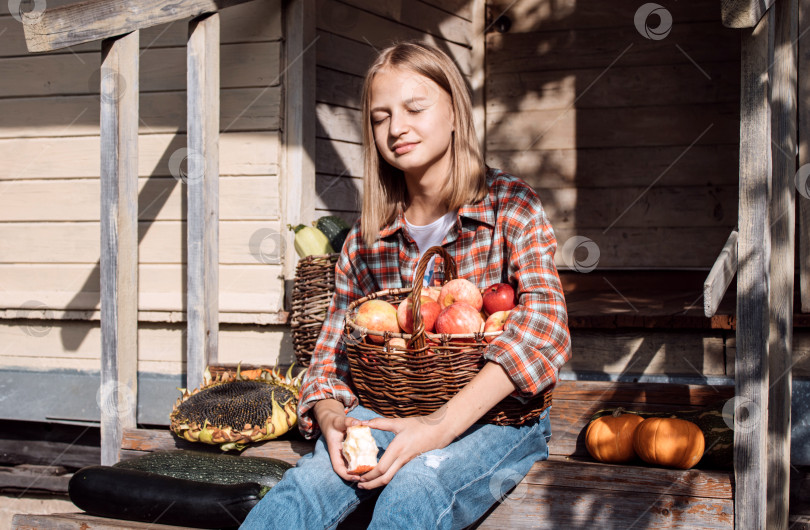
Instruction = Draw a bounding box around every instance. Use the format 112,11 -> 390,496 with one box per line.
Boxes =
0,0 -> 289,374
313,0 -> 475,223
485,0 -> 741,269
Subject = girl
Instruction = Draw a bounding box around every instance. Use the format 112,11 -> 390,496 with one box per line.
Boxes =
241,41 -> 570,530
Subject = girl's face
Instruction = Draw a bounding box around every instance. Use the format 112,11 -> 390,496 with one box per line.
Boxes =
369,67 -> 455,180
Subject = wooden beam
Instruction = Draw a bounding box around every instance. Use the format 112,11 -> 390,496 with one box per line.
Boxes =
704,230 -> 739,318
471,0 -> 486,153
768,0 -> 798,526
800,0 -> 810,313
735,8 -> 773,529
280,0 -> 316,306
186,13 -> 219,392
21,0 -> 255,53
722,0 -> 777,28
99,30 -> 139,466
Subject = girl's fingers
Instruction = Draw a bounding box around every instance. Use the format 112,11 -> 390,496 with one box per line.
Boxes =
361,417 -> 399,433
357,458 -> 404,490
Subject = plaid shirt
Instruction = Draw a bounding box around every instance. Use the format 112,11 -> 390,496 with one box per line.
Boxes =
298,168 -> 571,439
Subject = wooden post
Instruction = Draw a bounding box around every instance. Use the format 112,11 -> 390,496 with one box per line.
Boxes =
800,0 -> 810,313
99,30 -> 139,465
280,0 -> 316,306
186,13 -> 220,392
768,0 -> 797,527
471,0 -> 486,154
704,230 -> 739,318
736,7 -> 773,529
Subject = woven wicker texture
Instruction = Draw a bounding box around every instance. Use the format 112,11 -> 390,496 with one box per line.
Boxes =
290,254 -> 339,367
344,246 -> 551,426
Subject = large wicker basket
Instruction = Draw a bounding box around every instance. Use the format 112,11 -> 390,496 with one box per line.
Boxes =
291,253 -> 339,367
343,246 -> 552,426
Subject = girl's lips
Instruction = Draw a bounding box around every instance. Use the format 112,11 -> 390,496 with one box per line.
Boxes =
393,142 -> 417,155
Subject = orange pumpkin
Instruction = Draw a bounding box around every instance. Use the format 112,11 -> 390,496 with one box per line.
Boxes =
585,409 -> 645,464
633,417 -> 705,469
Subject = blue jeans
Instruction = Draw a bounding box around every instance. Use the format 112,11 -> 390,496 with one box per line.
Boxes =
240,404 -> 551,530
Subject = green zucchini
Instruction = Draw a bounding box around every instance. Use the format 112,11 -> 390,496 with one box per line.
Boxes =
588,401 -> 733,469
114,449 -> 291,488
316,215 -> 351,252
69,466 -> 264,528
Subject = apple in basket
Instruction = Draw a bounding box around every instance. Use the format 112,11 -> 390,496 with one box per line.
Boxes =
435,302 -> 485,335
423,286 -> 442,302
482,283 -> 517,315
483,310 -> 511,343
438,279 -> 483,311
397,295 -> 442,334
355,299 -> 400,344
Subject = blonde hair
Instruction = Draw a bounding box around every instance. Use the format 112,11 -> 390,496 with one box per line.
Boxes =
360,41 -> 487,246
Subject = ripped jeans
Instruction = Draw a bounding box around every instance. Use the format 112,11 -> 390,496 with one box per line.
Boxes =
240,404 -> 552,530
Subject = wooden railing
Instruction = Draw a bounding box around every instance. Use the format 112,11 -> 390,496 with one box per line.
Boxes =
20,0 -> 257,466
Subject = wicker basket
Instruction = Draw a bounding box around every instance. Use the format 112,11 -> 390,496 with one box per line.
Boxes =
291,253 -> 339,367
343,246 -> 552,426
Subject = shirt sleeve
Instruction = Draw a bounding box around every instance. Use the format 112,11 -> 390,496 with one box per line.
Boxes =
296,229 -> 365,439
481,204 -> 572,399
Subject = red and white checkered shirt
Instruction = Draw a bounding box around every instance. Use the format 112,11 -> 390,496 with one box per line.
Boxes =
297,168 -> 571,439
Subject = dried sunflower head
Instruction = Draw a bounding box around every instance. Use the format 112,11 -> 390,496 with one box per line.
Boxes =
170,364 -> 303,451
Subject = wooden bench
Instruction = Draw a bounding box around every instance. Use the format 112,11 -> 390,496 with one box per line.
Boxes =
12,379 -> 736,529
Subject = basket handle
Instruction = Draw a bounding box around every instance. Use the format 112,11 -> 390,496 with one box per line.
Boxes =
409,246 -> 457,349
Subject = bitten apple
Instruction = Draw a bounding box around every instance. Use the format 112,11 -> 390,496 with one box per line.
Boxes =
397,295 -> 441,333
355,299 -> 399,344
483,310 -> 511,342
438,278 -> 483,311
482,283 -> 517,315
435,302 -> 485,335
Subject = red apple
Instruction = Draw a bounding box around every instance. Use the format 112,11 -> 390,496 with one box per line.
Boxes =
435,302 -> 485,335
387,337 -> 407,351
355,299 -> 399,344
482,283 -> 517,315
423,286 -> 442,303
438,278 -> 483,311
483,310 -> 511,342
397,295 -> 441,334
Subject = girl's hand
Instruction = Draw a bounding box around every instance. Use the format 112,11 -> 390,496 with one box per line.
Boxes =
356,409 -> 456,490
313,399 -> 362,482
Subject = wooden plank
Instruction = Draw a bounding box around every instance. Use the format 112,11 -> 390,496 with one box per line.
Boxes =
0,263 -> 284,314
185,12 -> 220,395
0,0 -> 282,58
315,173 -> 362,212
769,0 -> 798,526
281,0 -> 317,297
337,0 -> 471,46
485,103 -> 739,151
487,0 -> 722,33
550,380 -> 735,407
486,62 -> 740,112
722,0 -> 777,28
735,8 -> 773,528
0,132 -> 280,180
21,0 -> 256,52
486,22 -> 739,75
316,66 -> 363,109
471,0 -> 485,152
727,333 -> 810,378
474,484 -> 733,529
0,469 -> 71,494
802,0 -> 810,314
0,176 -> 279,222
704,230 -> 738,317
0,88 -> 281,139
316,136 -> 363,177
0,41 -> 280,98
99,30 -> 139,467
565,330 -> 726,376
313,0 -> 471,75
0,221 -> 286,265
12,513 -> 195,530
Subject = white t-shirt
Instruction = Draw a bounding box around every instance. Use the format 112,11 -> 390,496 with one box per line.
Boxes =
405,211 -> 457,286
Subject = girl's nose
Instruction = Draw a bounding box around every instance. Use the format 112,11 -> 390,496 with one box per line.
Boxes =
388,111 -> 409,137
